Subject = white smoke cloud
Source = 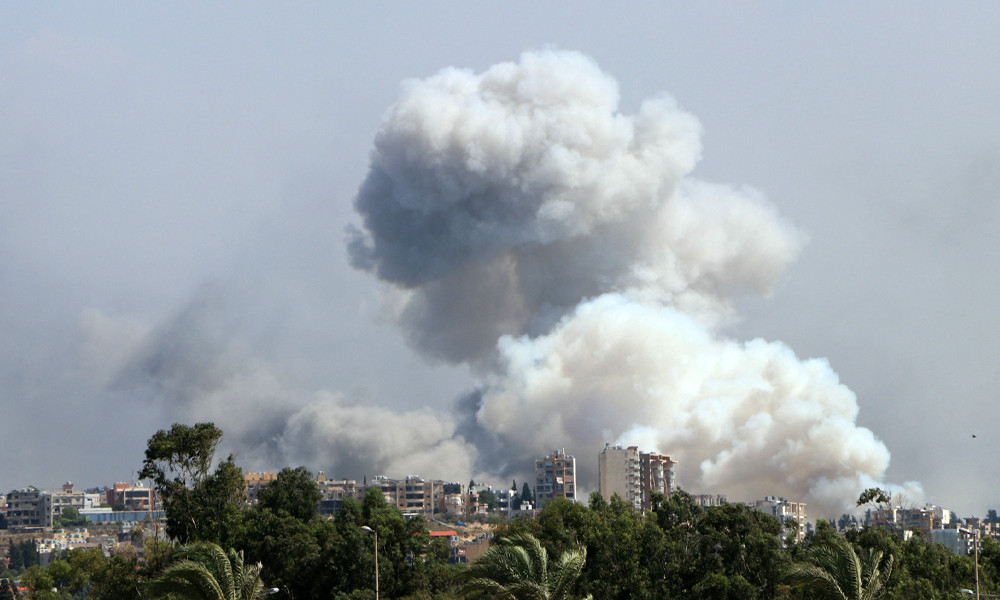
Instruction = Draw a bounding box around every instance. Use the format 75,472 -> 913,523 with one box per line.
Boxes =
348,48 -> 919,515
93,48 -> 915,516
477,294 -> 905,513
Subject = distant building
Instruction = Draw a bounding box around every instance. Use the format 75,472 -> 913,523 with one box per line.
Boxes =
751,496 -> 808,542
930,528 -> 967,555
868,504 -> 954,537
244,471 -> 278,502
535,449 -> 577,505
6,487 -> 52,530
316,474 -> 461,517
691,494 -> 728,508
317,477 -> 360,516
106,483 -> 155,511
371,475 -> 446,516
429,529 -> 462,563
639,452 -> 676,512
598,444 -> 676,513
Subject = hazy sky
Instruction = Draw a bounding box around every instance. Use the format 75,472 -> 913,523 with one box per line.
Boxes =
3,3 -> 999,518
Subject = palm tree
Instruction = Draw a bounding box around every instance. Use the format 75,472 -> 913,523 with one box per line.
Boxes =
461,533 -> 591,600
146,542 -> 267,600
784,534 -> 893,600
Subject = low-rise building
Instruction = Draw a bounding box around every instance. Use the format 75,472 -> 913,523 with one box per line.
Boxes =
106,483 -> 155,511
691,494 -> 728,508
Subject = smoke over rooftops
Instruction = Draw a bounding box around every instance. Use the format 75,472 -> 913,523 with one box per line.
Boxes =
347,49 -> 918,514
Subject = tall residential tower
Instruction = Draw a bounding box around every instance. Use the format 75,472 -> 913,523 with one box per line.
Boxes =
535,449 -> 577,505
598,444 -> 676,513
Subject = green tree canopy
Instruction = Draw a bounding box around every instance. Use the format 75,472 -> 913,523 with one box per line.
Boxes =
140,423 -> 224,489
139,423 -> 245,544
255,466 -> 322,522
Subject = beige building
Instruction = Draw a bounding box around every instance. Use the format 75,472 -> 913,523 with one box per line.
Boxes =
317,474 -> 458,517
599,444 -> 676,513
244,471 -> 278,502
371,475 -> 446,515
639,451 -> 676,513
535,449 -> 577,505
599,445 -> 642,510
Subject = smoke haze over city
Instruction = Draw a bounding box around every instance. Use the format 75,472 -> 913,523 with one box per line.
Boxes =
2,4 -> 999,518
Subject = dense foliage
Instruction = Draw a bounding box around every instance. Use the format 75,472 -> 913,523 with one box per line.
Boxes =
3,423 -> 993,599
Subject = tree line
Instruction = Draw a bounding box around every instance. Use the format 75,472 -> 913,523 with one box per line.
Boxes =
1,422 -> 994,599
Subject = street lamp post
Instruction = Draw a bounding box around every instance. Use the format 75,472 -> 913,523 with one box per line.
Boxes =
361,526 -> 379,600
960,527 -> 982,600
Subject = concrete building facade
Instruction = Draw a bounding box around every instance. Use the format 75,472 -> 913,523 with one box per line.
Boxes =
752,496 -> 808,542
599,445 -> 641,510
535,449 -> 577,505
6,487 -> 51,530
599,444 -> 676,513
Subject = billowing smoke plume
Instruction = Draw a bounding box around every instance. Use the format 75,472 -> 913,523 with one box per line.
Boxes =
348,50 -> 799,364
349,49 -> 919,514
104,48 -> 915,516
111,282 -> 480,483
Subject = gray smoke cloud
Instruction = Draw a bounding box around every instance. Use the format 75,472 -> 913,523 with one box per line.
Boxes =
349,49 -> 920,515
110,279 -> 479,483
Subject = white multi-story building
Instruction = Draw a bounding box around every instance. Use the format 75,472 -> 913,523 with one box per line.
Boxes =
752,496 -> 808,542
599,444 -> 676,513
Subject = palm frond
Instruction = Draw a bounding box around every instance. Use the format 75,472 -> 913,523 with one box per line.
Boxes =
461,533 -> 587,600
148,542 -> 266,600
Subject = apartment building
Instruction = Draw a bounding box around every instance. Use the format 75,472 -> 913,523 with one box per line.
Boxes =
317,477 -> 359,515
752,496 -> 808,542
692,494 -> 728,508
5,483 -> 100,531
317,475 -> 460,517
371,475 -> 446,516
535,449 -> 576,505
639,452 -> 676,512
599,444 -> 642,510
869,504 -> 954,537
6,487 -> 52,530
599,444 -> 676,513
105,483 -> 155,511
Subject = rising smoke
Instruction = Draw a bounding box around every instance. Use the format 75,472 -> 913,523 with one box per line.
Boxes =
348,49 -> 920,514
110,49 -> 917,516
